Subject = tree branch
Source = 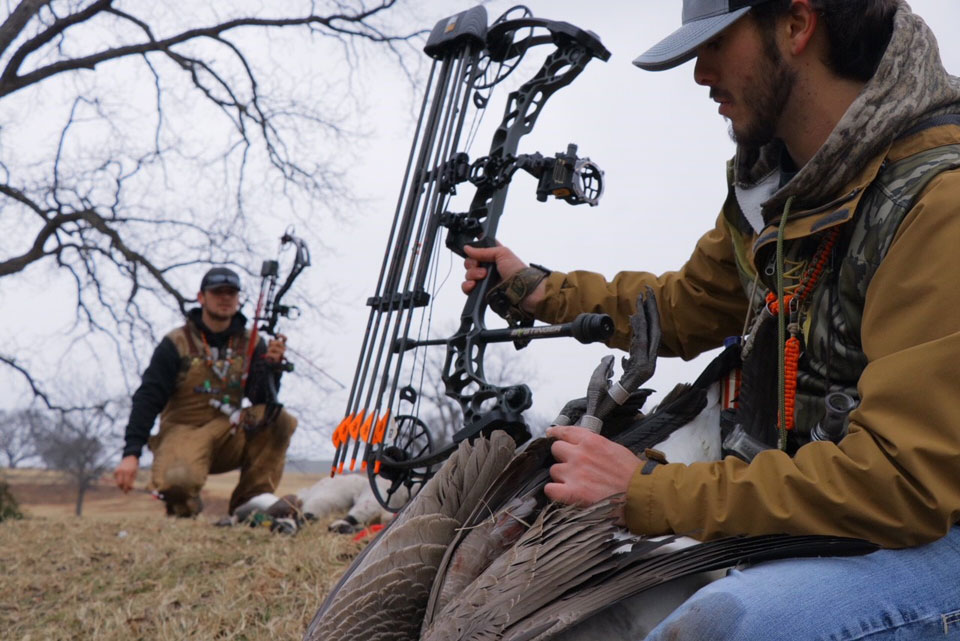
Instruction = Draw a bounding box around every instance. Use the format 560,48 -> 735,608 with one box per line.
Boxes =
77,208 -> 191,310
0,0 -> 50,61
0,4 -> 418,98
0,355 -> 50,405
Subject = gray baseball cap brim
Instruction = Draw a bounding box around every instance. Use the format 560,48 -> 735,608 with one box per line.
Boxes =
633,6 -> 752,71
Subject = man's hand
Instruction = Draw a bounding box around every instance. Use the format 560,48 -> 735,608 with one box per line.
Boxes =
114,455 -> 139,493
264,334 -> 287,363
544,425 -> 642,522
462,244 -> 546,311
462,243 -> 526,293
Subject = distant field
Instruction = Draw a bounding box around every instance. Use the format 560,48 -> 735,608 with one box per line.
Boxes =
4,466 -> 330,519
1,466 -> 363,640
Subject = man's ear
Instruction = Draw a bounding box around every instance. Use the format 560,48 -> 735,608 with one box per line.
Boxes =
785,0 -> 819,57
197,291 -> 205,304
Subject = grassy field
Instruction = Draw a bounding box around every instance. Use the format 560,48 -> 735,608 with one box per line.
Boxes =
1,468 -> 365,640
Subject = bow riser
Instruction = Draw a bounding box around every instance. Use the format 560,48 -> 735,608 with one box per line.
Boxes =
443,31 -> 611,445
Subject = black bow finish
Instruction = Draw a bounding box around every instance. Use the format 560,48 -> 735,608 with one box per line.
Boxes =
242,229 -> 311,426
332,6 -> 612,509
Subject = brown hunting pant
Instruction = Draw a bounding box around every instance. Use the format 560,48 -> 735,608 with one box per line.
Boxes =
148,405 -> 297,516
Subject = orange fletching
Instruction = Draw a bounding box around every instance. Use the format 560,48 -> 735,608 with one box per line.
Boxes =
348,410 -> 366,441
331,415 -> 350,448
360,414 -> 375,442
372,410 -> 391,445
349,413 -> 374,472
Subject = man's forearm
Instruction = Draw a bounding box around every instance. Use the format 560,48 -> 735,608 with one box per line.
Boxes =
521,279 -> 547,314
123,337 -> 180,457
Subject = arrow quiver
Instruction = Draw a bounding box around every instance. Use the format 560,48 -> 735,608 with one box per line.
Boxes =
334,6 -> 612,510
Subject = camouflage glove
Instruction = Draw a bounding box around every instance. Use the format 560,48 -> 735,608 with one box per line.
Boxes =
486,264 -> 550,326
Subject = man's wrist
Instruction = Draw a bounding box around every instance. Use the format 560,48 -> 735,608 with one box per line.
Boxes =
487,264 -> 551,325
519,272 -> 549,314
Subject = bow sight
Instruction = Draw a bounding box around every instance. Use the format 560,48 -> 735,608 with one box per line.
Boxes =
437,142 -> 604,210
331,5 -> 612,510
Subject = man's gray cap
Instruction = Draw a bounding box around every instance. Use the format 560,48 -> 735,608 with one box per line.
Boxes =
633,0 -> 771,71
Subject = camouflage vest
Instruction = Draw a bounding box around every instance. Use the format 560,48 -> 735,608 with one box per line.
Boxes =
160,321 -> 250,428
728,139 -> 960,448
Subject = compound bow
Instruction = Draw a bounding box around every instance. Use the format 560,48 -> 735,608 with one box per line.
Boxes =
331,6 -> 612,509
239,229 -> 311,429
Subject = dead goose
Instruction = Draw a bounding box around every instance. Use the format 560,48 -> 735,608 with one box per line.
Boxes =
307,432 -> 873,640
306,292 -> 876,640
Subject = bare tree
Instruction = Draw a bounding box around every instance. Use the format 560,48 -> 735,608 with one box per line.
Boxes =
0,408 -> 40,468
31,402 -> 122,516
0,1 -> 422,411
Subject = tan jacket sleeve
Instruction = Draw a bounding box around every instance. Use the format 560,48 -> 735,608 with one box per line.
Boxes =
625,170 -> 960,548
534,213 -> 749,359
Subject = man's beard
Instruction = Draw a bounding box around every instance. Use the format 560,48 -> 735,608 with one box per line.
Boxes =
729,38 -> 796,148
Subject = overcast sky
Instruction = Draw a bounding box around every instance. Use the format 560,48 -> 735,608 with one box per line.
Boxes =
3,1 -> 959,462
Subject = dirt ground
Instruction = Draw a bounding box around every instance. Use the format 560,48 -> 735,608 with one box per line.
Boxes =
4,466 -> 328,519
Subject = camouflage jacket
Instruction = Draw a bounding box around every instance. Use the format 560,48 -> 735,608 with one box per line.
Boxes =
536,121 -> 960,548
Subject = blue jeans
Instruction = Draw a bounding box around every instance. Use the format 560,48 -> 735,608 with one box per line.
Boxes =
647,525 -> 960,640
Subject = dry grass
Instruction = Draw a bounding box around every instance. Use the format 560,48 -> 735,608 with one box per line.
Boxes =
1,468 -> 365,640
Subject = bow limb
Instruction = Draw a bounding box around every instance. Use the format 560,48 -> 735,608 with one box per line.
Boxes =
439,17 -> 611,446
263,230 -> 311,338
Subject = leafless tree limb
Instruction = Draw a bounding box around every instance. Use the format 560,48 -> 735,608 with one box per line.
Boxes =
0,0 -> 47,60
0,0 -> 425,408
0,1 -> 421,98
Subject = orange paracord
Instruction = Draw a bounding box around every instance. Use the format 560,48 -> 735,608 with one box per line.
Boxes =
797,228 -> 840,301
764,226 -> 841,431
783,336 -> 801,430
